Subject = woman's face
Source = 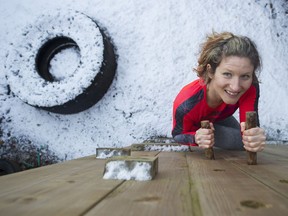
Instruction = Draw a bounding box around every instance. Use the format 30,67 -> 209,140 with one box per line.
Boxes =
207,56 -> 254,107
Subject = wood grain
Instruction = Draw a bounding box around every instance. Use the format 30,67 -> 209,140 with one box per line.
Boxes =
219,146 -> 288,199
86,151 -> 196,216
186,149 -> 288,216
0,146 -> 287,216
0,156 -> 123,216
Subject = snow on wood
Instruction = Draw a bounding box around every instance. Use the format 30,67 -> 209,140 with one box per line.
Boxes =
103,156 -> 158,181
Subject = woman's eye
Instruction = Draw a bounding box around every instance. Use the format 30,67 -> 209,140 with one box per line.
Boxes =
241,75 -> 251,80
223,72 -> 232,78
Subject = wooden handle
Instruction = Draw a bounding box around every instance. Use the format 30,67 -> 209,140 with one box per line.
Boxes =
201,120 -> 215,160
245,111 -> 257,165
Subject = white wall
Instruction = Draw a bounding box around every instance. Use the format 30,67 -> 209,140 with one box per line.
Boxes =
0,0 -> 287,160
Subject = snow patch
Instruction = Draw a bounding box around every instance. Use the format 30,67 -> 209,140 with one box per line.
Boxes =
103,161 -> 153,181
144,144 -> 190,152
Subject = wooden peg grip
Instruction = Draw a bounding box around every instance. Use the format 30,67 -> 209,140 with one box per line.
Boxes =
201,120 -> 215,160
245,111 -> 257,165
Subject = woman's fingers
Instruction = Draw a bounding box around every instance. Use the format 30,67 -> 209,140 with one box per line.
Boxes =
198,138 -> 215,149
242,127 -> 266,152
240,122 -> 246,133
243,140 -> 265,152
195,128 -> 214,148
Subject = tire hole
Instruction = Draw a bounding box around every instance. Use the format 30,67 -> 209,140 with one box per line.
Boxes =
49,46 -> 80,81
35,36 -> 79,82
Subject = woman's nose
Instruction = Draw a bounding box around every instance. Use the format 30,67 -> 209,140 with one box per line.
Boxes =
230,78 -> 241,91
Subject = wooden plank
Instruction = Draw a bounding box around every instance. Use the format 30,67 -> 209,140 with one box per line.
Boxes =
264,143 -> 288,158
0,146 -> 287,216
185,149 -> 288,216
218,146 -> 288,199
0,156 -> 124,216
0,152 -> 158,194
0,156 -> 96,194
131,151 -> 160,157
131,143 -> 189,151
85,151 -> 197,216
0,151 -> 160,216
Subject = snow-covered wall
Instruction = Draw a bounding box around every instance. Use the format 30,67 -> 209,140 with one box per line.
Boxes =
0,0 -> 287,160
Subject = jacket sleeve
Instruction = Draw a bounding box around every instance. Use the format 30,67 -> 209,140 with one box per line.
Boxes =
172,99 -> 198,146
172,81 -> 204,145
173,133 -> 197,146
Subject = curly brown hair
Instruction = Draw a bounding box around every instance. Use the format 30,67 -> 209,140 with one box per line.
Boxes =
194,32 -> 261,84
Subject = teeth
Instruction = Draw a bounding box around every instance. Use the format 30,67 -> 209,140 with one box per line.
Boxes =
226,90 -> 238,96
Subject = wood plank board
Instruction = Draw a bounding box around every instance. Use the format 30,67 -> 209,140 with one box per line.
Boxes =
0,156 -> 124,216
263,143 -> 288,158
85,151 -> 197,216
0,156 -> 96,194
186,149 -> 288,216
0,145 -> 287,216
219,148 -> 288,199
0,151 -> 161,216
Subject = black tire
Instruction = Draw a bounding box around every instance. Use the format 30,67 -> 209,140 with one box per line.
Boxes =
0,159 -> 21,176
5,10 -> 117,114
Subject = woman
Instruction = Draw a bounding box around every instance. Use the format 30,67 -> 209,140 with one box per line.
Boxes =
172,32 -> 266,152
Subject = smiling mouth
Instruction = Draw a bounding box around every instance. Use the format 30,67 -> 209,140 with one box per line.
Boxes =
225,90 -> 239,96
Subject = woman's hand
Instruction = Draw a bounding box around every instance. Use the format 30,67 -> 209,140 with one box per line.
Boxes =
195,122 -> 215,148
240,122 -> 266,152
